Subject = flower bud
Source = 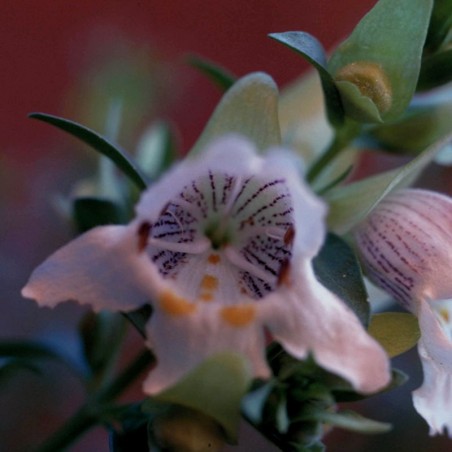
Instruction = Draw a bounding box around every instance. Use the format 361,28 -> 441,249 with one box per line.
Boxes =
334,61 -> 392,120
354,188 -> 452,311
151,406 -> 226,452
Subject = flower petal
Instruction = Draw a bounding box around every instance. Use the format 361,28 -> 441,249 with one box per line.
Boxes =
143,301 -> 269,394
413,301 -> 452,437
22,225 -> 160,312
135,135 -> 263,222
263,262 -> 391,394
354,188 -> 452,310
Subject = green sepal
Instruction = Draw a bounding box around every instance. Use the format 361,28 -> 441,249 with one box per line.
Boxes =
313,233 -> 369,326
241,381 -> 275,425
418,49 -> 452,91
269,32 -> 344,127
73,197 -> 127,233
328,0 -> 433,122
188,54 -> 237,91
368,312 -> 421,358
29,113 -> 148,190
190,72 -> 281,155
313,410 -> 392,434
151,352 -> 252,441
326,133 -> 452,234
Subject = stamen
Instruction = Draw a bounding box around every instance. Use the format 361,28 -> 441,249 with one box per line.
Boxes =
224,246 -> 276,285
149,236 -> 211,254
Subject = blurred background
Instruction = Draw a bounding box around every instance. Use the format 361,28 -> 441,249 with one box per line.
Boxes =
1,0 -> 451,450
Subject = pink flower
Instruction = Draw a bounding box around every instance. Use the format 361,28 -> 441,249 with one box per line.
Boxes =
355,188 -> 452,436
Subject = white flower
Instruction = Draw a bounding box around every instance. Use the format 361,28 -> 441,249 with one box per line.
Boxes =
354,188 -> 452,436
22,135 -> 390,395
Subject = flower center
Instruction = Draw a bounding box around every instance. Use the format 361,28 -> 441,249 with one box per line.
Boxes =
141,171 -> 294,302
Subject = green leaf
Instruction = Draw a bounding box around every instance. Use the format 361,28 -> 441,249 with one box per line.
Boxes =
79,311 -> 127,378
190,72 -> 281,155
326,133 -> 452,234
315,410 -> 392,434
328,0 -> 433,122
370,104 -> 452,154
135,121 -> 178,180
368,312 -> 420,358
0,340 -> 78,381
0,340 -> 67,362
188,54 -> 237,91
29,113 -> 148,190
153,352 -> 252,441
418,49 -> 452,91
425,0 -> 452,51
269,32 -> 344,126
0,359 -> 41,383
313,233 -> 369,326
73,197 -> 126,232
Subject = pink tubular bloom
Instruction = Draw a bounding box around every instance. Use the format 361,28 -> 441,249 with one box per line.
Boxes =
354,188 -> 452,436
22,135 -> 390,395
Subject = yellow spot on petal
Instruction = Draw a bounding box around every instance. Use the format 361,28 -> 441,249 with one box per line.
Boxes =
201,274 -> 218,291
208,254 -> 221,264
221,305 -> 256,327
200,293 -> 214,302
160,290 -> 196,316
440,308 -> 450,323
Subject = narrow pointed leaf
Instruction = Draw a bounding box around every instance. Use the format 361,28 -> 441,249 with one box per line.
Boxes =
29,113 -> 148,190
188,54 -> 236,91
270,32 -> 344,126
326,134 -> 452,234
315,410 -> 392,434
190,72 -> 281,155
369,103 -> 452,156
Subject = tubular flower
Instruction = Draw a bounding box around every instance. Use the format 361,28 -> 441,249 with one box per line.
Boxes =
354,188 -> 452,436
22,135 -> 390,395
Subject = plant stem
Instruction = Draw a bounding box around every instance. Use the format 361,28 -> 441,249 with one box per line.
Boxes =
307,120 -> 361,184
34,349 -> 155,452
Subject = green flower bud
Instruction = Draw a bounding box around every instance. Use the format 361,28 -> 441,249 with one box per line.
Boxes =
151,407 -> 226,452
334,61 -> 393,121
